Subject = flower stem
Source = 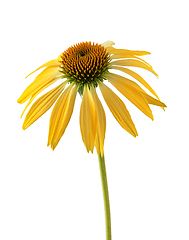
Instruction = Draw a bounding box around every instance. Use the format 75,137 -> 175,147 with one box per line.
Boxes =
98,153 -> 111,240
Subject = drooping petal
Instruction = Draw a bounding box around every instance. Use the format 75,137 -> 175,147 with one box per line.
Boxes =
105,72 -> 154,120
111,54 -> 153,69
31,66 -> 61,83
90,86 -> 106,156
109,59 -> 158,77
20,76 -> 63,117
110,65 -> 160,99
79,85 -> 97,153
140,92 -> 167,110
106,46 -> 151,56
101,40 -> 115,48
98,81 -> 138,137
25,59 -> 61,79
18,67 -> 62,104
108,71 -> 166,111
49,84 -> 78,150
22,82 -> 67,130
47,83 -> 77,150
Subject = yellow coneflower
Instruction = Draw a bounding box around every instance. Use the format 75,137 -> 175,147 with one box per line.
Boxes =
18,40 -> 166,240
18,40 -> 166,155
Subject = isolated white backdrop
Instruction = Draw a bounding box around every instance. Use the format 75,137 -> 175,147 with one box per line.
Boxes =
0,0 -> 188,240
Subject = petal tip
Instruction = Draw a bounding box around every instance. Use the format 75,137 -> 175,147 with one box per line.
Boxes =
101,40 -> 115,48
17,98 -> 21,104
22,126 -> 26,130
133,131 -> 138,138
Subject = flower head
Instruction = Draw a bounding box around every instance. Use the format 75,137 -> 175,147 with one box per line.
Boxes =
18,41 -> 166,156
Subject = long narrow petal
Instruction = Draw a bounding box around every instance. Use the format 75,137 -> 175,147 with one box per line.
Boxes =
98,81 -> 138,137
107,72 -> 166,111
18,68 -> 62,104
109,59 -> 158,77
31,65 -> 61,83
105,72 -> 154,120
49,84 -> 78,150
110,65 -> 160,99
140,92 -> 167,110
111,54 -> 153,69
106,46 -> 151,56
25,59 -> 60,78
47,84 -> 75,148
79,85 -> 97,153
22,82 -> 67,130
110,54 -> 137,59
20,76 -> 63,117
90,86 -> 106,156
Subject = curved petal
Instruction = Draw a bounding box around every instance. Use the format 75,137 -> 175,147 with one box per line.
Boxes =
140,92 -> 167,110
47,83 -> 77,150
22,82 -> 67,130
31,65 -> 62,83
101,40 -> 115,48
18,67 -> 62,104
20,76 -> 64,117
109,59 -> 158,77
79,85 -> 97,153
25,59 -> 61,79
90,86 -> 106,156
111,55 -> 153,68
98,81 -> 138,137
106,46 -> 151,56
105,72 -> 154,120
110,65 -> 160,99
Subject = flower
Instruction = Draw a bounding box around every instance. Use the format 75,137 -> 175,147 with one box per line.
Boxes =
18,41 -> 166,156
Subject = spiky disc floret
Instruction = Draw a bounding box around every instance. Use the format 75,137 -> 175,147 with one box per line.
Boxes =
59,42 -> 110,94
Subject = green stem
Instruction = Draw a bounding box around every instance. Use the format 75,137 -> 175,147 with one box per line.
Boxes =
98,153 -> 111,240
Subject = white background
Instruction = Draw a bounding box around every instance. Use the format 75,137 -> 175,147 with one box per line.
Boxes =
0,0 -> 189,240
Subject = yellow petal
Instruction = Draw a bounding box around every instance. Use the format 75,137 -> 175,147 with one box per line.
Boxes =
90,86 -> 106,156
79,85 -> 97,153
141,92 -> 167,110
111,55 -> 154,69
107,72 -> 166,111
106,46 -> 151,56
49,84 -> 78,150
109,59 -> 158,77
47,84 -> 76,149
22,82 -> 67,130
31,66 -> 61,83
25,59 -> 60,79
105,72 -> 154,120
110,65 -> 160,99
110,54 -> 137,59
20,76 -> 63,117
98,81 -> 138,137
18,68 -> 62,104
